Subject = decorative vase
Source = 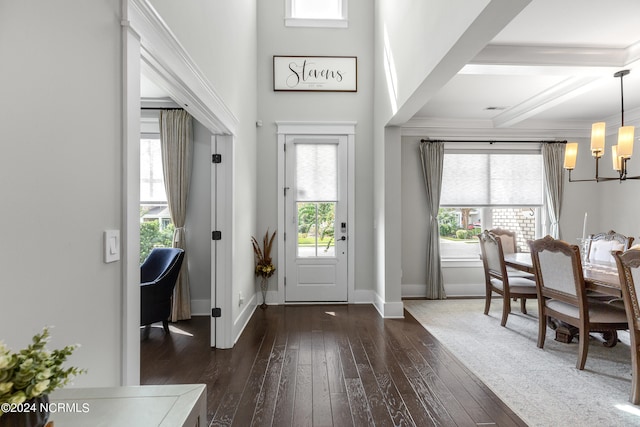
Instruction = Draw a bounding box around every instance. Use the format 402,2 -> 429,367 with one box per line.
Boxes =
260,276 -> 268,309
0,395 -> 49,427
577,237 -> 591,265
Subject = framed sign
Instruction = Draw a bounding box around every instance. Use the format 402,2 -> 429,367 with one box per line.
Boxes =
273,56 -> 357,92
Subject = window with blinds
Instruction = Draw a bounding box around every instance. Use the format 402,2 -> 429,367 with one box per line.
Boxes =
438,151 -> 543,259
440,153 -> 543,207
296,143 -> 337,202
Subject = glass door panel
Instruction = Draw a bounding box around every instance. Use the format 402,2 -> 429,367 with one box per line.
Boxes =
297,202 -> 336,257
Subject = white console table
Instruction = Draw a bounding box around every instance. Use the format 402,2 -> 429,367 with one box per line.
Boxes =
49,384 -> 206,427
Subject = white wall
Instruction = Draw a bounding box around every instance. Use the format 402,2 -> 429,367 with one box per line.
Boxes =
0,0 -> 123,386
400,138 -> 429,289
377,0 -> 490,120
149,0 -> 258,328
256,0 -> 375,300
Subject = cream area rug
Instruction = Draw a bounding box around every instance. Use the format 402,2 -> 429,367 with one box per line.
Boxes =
404,299 -> 640,427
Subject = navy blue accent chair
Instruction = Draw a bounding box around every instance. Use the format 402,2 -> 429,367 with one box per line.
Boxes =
140,247 -> 185,339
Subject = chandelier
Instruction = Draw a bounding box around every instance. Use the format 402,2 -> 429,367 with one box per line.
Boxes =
563,69 -> 638,182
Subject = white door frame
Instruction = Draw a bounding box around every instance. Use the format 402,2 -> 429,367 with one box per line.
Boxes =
124,0 -> 239,384
276,122 -> 356,304
211,134 -> 234,349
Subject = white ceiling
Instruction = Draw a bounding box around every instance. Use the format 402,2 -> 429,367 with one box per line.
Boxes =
410,0 -> 640,139
141,74 -> 170,99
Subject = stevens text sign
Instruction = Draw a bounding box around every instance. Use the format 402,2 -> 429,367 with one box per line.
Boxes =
273,56 -> 357,92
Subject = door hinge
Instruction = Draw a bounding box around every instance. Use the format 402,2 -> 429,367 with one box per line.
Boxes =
212,307 -> 222,318
212,154 -> 222,163
284,232 -> 286,241
212,231 -> 222,240
284,277 -> 286,287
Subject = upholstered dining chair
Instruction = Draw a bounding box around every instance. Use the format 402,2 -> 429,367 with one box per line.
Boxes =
478,230 -> 537,327
613,249 -> 640,405
489,228 -> 534,279
528,236 -> 628,370
489,228 -> 518,254
587,230 -> 634,264
586,230 -> 633,304
140,247 -> 185,339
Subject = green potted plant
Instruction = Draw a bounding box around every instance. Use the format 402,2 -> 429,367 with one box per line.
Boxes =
0,327 -> 86,427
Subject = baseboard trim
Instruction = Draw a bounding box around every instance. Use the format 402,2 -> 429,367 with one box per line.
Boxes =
233,294 -> 257,345
370,293 -> 404,318
402,283 -> 485,299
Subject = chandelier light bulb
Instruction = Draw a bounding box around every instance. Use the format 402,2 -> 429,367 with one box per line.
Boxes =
564,142 -> 578,170
590,122 -> 606,158
617,125 -> 635,158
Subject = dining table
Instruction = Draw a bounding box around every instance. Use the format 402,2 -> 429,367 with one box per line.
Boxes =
503,252 -> 622,345
503,252 -> 621,297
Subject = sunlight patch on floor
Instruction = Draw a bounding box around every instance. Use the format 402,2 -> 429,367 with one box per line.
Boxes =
141,324 -> 194,337
615,403 -> 640,418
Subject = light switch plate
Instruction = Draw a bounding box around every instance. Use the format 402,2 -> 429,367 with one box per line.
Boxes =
104,230 -> 120,263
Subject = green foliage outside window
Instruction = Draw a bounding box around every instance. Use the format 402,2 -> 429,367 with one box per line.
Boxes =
140,220 -> 175,263
438,208 -> 459,237
297,202 -> 335,246
438,208 -> 481,241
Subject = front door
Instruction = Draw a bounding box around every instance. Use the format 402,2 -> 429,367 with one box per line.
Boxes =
284,135 -> 348,301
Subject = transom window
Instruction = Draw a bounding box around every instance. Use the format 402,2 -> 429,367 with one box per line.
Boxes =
285,0 -> 348,28
439,151 -> 544,259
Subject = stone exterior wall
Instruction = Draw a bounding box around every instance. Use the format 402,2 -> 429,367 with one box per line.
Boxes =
492,208 -> 536,252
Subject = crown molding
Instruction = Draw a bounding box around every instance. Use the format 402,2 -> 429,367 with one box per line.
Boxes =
127,0 -> 238,135
472,44 -> 629,68
401,124 -> 584,140
402,106 -> 640,140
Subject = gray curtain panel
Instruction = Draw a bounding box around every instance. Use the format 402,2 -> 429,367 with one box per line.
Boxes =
419,140 -> 446,299
542,143 -> 565,239
160,109 -> 194,322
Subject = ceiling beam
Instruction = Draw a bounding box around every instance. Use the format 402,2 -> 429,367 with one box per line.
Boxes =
388,0 -> 531,126
493,75 -> 602,127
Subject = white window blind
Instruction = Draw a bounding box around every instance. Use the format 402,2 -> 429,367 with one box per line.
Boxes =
440,153 -> 543,207
296,143 -> 337,201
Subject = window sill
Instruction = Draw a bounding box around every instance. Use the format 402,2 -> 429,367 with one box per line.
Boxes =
285,18 -> 348,28
441,258 -> 482,268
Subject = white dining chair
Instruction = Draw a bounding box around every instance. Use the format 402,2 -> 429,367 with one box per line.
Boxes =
587,230 -> 634,263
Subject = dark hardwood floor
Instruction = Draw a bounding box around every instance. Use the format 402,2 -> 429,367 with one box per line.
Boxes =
141,304 -> 526,427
